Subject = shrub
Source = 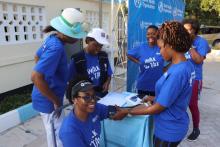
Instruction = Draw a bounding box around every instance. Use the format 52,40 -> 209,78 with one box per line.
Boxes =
0,90 -> 31,115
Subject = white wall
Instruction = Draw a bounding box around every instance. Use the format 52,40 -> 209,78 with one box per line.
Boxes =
0,0 -> 113,93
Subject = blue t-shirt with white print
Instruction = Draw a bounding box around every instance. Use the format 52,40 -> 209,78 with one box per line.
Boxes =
59,103 -> 109,147
127,43 -> 164,92
185,36 -> 210,80
31,35 -> 68,113
68,52 -> 113,86
154,60 -> 195,142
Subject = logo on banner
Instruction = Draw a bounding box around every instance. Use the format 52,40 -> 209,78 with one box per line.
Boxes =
172,7 -> 184,17
132,41 -> 141,48
142,0 -> 156,9
173,7 -> 178,16
158,1 -> 172,14
158,1 -> 163,12
140,21 -> 152,30
134,0 -> 141,8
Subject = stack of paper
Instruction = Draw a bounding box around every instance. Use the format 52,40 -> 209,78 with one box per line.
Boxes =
98,92 -> 142,107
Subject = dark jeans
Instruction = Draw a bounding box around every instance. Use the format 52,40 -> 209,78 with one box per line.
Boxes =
153,135 -> 181,147
137,90 -> 155,99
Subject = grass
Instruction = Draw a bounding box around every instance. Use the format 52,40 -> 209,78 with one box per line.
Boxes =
0,90 -> 32,115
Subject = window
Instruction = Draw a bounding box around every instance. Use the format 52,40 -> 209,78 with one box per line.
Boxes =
0,2 -> 46,45
86,10 -> 110,34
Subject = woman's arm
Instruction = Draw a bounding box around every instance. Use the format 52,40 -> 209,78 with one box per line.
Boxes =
31,71 -> 61,109
129,103 -> 165,115
34,55 -> 39,63
102,76 -> 111,92
111,103 -> 166,119
127,55 -> 140,64
189,48 -> 205,64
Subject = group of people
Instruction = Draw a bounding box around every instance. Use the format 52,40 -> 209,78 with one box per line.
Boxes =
31,7 -> 210,147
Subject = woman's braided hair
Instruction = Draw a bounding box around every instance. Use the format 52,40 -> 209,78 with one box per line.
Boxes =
158,21 -> 192,53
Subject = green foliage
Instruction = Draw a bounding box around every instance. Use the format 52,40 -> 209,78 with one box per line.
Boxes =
0,91 -> 31,115
185,0 -> 220,26
201,0 -> 220,14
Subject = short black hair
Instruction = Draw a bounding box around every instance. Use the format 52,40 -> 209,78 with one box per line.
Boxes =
158,21 -> 192,53
66,75 -> 91,104
182,19 -> 200,35
147,25 -> 158,31
42,25 -> 57,33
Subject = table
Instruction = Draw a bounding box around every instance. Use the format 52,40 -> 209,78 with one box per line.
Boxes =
100,108 -> 153,147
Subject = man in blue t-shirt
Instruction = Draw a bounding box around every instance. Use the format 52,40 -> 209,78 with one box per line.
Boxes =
183,19 -> 210,141
127,25 -> 164,97
31,8 -> 88,147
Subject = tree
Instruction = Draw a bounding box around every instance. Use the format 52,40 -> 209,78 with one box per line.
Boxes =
185,0 -> 220,25
201,0 -> 220,15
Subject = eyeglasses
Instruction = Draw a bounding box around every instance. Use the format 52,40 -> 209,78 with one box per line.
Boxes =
77,95 -> 100,103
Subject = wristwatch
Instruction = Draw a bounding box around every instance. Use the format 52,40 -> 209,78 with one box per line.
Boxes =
108,106 -> 117,117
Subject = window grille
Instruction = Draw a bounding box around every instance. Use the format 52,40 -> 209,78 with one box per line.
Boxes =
0,2 -> 46,45
86,10 -> 110,34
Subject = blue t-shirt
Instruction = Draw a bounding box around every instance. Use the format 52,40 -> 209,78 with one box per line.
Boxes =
59,103 -> 109,147
154,61 -> 195,142
127,43 -> 164,91
185,36 -> 210,80
36,47 -> 43,57
68,52 -> 113,86
31,35 -> 68,113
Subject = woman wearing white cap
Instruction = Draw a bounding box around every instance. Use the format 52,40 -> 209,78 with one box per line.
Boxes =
31,8 -> 88,147
68,28 -> 113,98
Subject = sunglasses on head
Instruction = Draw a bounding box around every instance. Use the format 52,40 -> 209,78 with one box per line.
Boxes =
77,95 -> 100,103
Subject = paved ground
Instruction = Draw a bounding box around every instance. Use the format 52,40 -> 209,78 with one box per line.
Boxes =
0,50 -> 220,147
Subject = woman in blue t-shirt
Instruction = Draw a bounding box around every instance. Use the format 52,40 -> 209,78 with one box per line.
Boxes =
59,77 -> 126,147
119,21 -> 195,147
127,25 -> 164,98
69,28 -> 113,98
183,19 -> 210,141
31,8 -> 89,147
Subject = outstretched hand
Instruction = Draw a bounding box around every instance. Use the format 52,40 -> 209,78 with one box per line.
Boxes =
110,106 -> 128,120
142,96 -> 155,104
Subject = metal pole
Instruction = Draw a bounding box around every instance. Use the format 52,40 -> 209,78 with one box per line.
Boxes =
99,0 -> 103,28
110,0 -> 114,90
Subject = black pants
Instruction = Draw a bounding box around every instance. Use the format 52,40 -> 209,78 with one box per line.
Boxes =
137,90 -> 155,99
153,136 -> 181,147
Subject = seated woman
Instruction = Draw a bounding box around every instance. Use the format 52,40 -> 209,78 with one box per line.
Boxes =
68,28 -> 112,98
59,76 -> 126,147
118,21 -> 195,147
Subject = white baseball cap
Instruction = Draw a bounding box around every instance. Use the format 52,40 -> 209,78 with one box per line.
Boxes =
50,8 -> 90,39
87,28 -> 109,45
